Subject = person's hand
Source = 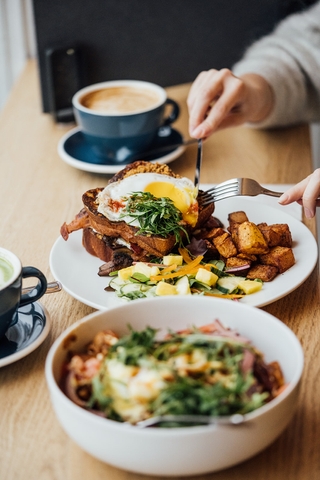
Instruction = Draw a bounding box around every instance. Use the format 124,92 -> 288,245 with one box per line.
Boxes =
187,69 -> 274,138
279,169 -> 320,218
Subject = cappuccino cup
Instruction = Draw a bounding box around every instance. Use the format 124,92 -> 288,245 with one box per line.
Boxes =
72,80 -> 180,162
0,247 -> 47,340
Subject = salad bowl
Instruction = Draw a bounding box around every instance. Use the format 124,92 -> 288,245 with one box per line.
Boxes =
45,296 -> 303,476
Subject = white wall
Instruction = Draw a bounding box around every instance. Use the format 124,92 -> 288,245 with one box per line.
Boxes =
0,0 -> 36,111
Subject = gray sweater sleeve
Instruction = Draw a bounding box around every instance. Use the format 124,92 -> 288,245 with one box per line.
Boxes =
232,2 -> 320,128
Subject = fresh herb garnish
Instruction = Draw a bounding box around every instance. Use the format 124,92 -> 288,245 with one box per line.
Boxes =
120,191 -> 189,245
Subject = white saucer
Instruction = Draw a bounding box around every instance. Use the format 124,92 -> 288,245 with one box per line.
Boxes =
0,302 -> 50,368
58,126 -> 186,174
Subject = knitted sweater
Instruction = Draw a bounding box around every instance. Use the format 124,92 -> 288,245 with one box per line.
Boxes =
232,1 -> 320,128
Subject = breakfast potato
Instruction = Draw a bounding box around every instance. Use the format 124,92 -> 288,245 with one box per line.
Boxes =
260,246 -> 295,273
198,227 -> 226,240
246,264 -> 279,282
236,221 -> 269,255
203,239 -> 219,257
257,223 -> 282,247
225,257 -> 252,268
228,211 -> 249,225
213,232 -> 238,258
202,210 -> 295,282
237,253 -> 258,261
269,224 -> 293,247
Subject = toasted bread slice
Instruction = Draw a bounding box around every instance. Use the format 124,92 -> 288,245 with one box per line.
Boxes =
62,161 -> 215,262
108,160 -> 180,184
82,188 -> 177,257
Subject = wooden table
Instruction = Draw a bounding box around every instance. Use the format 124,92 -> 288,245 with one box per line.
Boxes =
0,60 -> 319,480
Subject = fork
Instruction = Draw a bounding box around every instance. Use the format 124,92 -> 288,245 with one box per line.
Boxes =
194,139 -> 203,188
136,413 -> 245,428
199,177 -> 320,205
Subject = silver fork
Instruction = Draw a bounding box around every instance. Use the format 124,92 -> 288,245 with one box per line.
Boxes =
194,139 -> 203,188
199,177 -> 320,205
136,413 -> 245,428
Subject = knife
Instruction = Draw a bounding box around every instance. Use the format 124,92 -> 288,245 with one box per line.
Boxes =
194,138 -> 203,188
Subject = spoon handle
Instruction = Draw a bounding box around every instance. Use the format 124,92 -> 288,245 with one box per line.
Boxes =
22,280 -> 62,295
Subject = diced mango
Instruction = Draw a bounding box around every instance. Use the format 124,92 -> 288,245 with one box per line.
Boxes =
163,255 -> 183,266
155,281 -> 177,296
175,276 -> 191,295
133,262 -> 152,278
238,280 -> 262,294
150,266 -> 160,277
118,266 -> 134,281
195,268 -> 218,287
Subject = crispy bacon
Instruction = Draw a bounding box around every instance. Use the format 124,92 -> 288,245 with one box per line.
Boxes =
60,208 -> 90,240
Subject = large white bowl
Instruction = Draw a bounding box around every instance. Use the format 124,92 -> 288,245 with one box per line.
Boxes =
45,297 -> 303,476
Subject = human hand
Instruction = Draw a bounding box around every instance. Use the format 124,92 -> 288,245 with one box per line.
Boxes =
279,169 -> 320,218
187,69 -> 274,138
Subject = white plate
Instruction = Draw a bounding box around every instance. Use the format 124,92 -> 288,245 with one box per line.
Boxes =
58,126 -> 186,174
49,197 -> 318,310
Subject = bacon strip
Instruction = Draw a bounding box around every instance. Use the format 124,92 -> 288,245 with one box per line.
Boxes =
60,208 -> 90,240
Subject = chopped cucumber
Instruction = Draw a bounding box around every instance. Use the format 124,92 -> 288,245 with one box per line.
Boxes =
216,276 -> 246,294
109,277 -> 125,291
120,283 -> 152,295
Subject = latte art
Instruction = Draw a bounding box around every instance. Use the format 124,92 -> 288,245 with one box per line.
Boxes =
80,86 -> 162,114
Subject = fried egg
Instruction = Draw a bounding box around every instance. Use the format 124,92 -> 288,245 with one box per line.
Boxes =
97,173 -> 199,227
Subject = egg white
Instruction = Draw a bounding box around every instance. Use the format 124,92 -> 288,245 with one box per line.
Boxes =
97,173 -> 198,226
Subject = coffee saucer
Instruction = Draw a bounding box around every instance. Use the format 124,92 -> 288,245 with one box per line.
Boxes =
58,126 -> 186,174
0,302 -> 50,368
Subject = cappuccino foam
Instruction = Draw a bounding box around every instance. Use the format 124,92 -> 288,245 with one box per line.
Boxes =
80,86 -> 162,114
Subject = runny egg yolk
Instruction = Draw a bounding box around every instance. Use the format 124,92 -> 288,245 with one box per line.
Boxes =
144,181 -> 198,227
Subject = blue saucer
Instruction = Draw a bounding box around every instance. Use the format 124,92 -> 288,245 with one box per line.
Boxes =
58,126 -> 186,174
0,302 -> 50,367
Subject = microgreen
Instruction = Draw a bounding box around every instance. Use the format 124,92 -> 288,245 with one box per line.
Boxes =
120,192 -> 189,245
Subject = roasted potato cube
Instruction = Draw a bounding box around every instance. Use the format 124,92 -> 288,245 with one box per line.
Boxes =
260,246 -> 295,273
237,253 -> 257,261
228,211 -> 249,224
202,227 -> 226,240
246,264 -> 279,282
203,239 -> 219,258
228,222 -> 240,244
269,224 -> 293,247
225,257 -> 251,269
258,223 -> 282,247
213,232 -> 238,258
236,221 -> 269,255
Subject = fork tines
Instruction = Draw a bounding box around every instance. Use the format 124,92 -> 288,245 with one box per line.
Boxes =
199,178 -> 240,205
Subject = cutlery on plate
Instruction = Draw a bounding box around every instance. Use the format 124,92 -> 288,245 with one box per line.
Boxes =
194,138 -> 203,188
136,413 -> 245,428
22,280 -> 62,295
198,177 -> 320,204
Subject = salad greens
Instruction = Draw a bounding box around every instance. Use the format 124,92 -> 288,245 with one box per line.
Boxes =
108,253 -> 263,302
120,192 -> 189,245
64,323 -> 284,425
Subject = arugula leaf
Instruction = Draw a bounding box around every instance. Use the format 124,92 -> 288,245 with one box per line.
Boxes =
110,326 -> 158,365
120,192 -> 189,245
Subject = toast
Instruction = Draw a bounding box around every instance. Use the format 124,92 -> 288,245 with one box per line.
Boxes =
61,161 -> 215,270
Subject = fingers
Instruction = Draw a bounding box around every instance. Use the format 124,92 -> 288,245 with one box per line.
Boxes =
279,169 -> 320,218
187,69 -> 246,138
301,169 -> 320,217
